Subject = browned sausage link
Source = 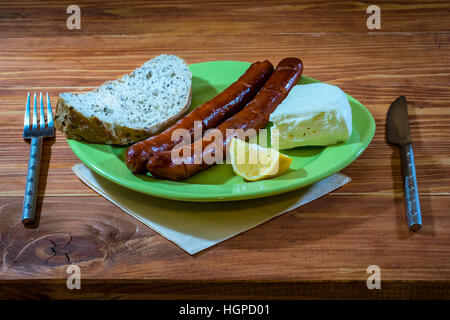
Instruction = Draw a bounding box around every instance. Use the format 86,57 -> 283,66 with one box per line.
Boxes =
146,58 -> 303,181
125,60 -> 274,173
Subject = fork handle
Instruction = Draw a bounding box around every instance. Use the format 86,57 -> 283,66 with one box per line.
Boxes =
22,136 -> 43,224
400,143 -> 422,232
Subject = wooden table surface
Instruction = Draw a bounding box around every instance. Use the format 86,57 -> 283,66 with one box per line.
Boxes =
0,0 -> 449,299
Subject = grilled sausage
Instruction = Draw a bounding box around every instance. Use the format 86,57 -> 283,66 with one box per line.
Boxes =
146,57 -> 303,181
125,60 -> 274,173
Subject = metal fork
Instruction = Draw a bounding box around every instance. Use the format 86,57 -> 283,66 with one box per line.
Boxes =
22,92 -> 55,224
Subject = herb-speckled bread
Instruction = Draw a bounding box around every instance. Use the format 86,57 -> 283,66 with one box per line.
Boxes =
55,54 -> 192,145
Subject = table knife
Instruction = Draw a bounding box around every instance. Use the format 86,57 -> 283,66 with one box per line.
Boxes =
386,96 -> 422,231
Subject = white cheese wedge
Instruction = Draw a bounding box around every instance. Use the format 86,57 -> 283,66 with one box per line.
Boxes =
270,83 -> 352,149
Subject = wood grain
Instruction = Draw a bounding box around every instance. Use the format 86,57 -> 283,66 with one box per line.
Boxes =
0,0 -> 449,299
0,34 -> 449,196
0,195 -> 449,298
1,195 -> 449,280
0,0 -> 449,37
1,279 -> 449,300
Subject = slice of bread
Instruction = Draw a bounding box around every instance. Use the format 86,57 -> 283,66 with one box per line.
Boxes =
55,54 -> 192,145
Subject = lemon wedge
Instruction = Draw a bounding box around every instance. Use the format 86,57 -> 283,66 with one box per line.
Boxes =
229,137 -> 292,181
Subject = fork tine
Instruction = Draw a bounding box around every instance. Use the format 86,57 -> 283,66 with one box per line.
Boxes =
46,93 -> 54,129
39,92 -> 45,129
32,93 -> 38,131
23,92 -> 30,133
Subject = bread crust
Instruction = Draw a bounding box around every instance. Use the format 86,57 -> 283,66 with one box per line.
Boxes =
55,88 -> 192,145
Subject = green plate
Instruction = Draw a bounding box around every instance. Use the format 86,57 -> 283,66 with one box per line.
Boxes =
67,61 -> 375,202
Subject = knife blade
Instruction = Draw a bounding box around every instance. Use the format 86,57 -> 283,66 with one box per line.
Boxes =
386,96 -> 411,145
386,96 -> 422,231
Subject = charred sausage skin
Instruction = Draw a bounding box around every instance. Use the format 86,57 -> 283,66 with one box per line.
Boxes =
146,57 -> 303,181
125,60 -> 274,173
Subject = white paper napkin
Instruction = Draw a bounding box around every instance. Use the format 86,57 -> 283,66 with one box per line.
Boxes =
72,164 -> 350,255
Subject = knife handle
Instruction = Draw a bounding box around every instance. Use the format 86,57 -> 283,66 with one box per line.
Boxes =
400,143 -> 422,231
